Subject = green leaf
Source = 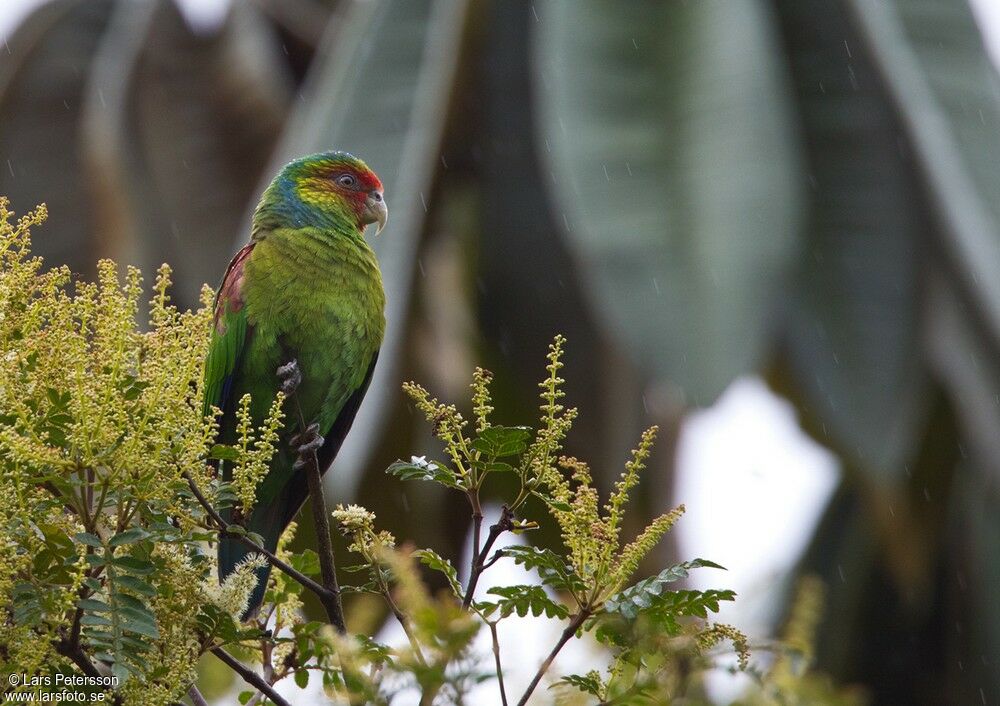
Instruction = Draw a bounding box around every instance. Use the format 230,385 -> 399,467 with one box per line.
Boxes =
533,0 -> 802,404
114,593 -> 148,611
210,444 -> 240,462
530,491 -> 573,513
470,425 -> 532,458
413,548 -> 462,598
111,662 -> 129,684
109,528 -> 151,547
78,598 -> 111,613
120,614 -> 160,639
74,532 -> 103,548
294,668 -> 309,689
290,549 -> 321,577
80,614 -> 113,627
485,585 -> 569,619
606,585 -> 736,621
554,671 -> 603,698
111,555 -> 156,575
386,459 -> 461,489
115,575 -> 156,596
504,544 -> 585,594
603,559 -> 727,619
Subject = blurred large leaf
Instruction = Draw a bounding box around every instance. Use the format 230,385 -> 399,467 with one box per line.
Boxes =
533,0 -> 802,405
82,0 -> 291,307
955,460 -> 1000,703
771,0 -> 929,484
845,0 -> 1000,463
268,0 -> 472,495
477,0 -> 621,476
0,0 -> 115,277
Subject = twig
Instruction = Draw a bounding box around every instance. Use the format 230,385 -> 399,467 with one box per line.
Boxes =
489,621 -> 509,706
182,471 -> 337,604
280,359 -> 347,634
53,639 -> 124,706
302,443 -> 347,633
462,505 -> 514,608
211,647 -> 292,706
186,686 -> 209,706
379,578 -> 426,666
516,610 -> 591,706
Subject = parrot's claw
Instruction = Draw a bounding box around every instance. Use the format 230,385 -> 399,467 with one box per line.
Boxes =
292,422 -> 324,471
276,359 -> 302,396
298,434 -> 324,455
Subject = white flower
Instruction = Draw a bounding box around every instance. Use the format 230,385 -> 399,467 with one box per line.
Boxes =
410,455 -> 439,471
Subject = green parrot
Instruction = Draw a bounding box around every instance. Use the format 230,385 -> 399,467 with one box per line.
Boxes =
203,151 -> 387,616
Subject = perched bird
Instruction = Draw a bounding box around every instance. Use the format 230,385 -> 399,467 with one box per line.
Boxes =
203,151 -> 387,616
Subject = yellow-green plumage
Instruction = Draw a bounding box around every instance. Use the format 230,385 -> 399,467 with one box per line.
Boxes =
203,151 -> 387,615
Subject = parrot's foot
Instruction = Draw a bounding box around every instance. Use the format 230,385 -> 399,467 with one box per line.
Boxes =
276,359 -> 302,396
291,422 -> 324,471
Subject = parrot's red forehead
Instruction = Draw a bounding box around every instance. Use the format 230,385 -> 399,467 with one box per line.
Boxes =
354,168 -> 383,192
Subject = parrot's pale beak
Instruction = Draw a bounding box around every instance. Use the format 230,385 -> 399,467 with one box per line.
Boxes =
364,190 -> 388,235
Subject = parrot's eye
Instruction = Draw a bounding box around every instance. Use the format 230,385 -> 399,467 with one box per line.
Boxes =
336,174 -> 357,188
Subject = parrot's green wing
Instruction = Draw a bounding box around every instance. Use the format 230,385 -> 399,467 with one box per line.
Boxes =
203,243 -> 255,420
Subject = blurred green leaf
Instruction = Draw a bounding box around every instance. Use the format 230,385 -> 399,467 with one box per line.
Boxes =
773,0 -> 929,484
534,0 -> 802,404
82,0 -> 292,308
0,0 -> 116,277
413,548 -> 462,598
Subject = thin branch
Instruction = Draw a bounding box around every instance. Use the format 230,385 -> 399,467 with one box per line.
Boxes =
481,549 -> 504,572
279,358 -> 347,634
53,639 -> 124,706
303,449 -> 347,632
489,621 -> 509,706
54,641 -> 103,679
516,610 -> 591,706
182,471 -> 337,603
380,579 -> 427,667
467,491 -> 483,594
186,686 -> 209,706
211,647 -> 291,706
463,505 -> 514,608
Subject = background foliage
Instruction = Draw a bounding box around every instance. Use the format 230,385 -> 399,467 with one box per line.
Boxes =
2,0 -> 1000,703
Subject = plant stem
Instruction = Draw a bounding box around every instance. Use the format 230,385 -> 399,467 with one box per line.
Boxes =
276,358 -> 348,634
182,472 -> 338,605
293,399 -> 347,634
211,647 -> 291,706
380,579 -> 426,666
489,621 -> 509,706
462,505 -> 514,609
186,686 -> 209,706
516,610 -> 590,706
